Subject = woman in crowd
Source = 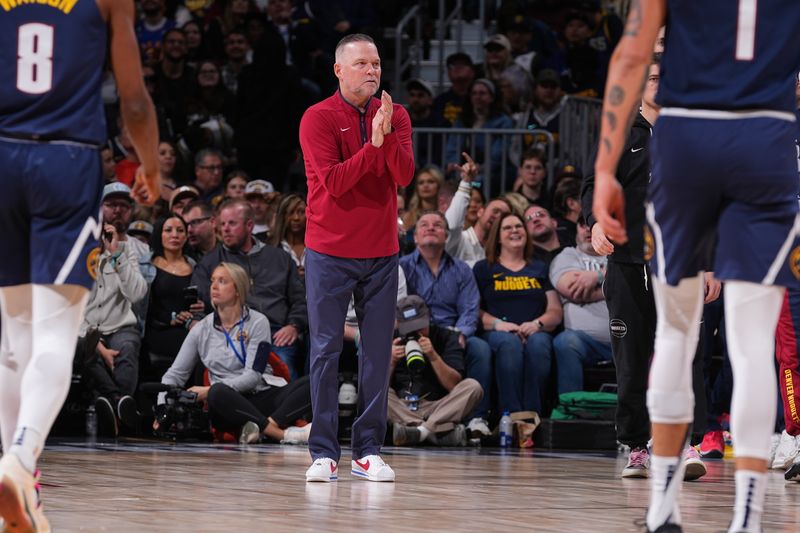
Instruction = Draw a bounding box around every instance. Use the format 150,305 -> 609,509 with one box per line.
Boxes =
158,262 -> 313,444
182,20 -> 206,69
224,170 -> 249,200
270,194 -> 307,279
473,213 -> 562,415
144,215 -> 196,377
401,166 -> 444,230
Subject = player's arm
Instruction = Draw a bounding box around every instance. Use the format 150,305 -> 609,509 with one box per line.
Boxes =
592,0 -> 665,243
100,0 -> 160,205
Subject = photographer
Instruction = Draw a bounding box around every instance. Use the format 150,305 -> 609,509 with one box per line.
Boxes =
80,185 -> 149,437
389,296 -> 483,447
157,262 -> 312,444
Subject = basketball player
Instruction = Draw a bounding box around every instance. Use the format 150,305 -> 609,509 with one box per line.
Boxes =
0,0 -> 160,530
593,1 -> 800,532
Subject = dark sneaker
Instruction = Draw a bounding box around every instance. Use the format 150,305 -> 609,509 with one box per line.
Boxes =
116,395 -> 139,432
392,423 -> 422,446
436,424 -> 467,447
95,396 -> 118,438
785,456 -> 800,482
649,524 -> 682,532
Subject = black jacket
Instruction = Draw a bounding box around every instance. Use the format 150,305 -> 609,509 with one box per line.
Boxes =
391,325 -> 465,402
581,112 -> 653,264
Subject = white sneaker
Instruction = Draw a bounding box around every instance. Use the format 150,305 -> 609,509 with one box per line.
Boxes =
351,455 -> 395,482
467,417 -> 491,438
338,382 -> 357,405
282,423 -> 311,444
0,454 -> 51,533
770,430 -> 800,469
306,458 -> 338,482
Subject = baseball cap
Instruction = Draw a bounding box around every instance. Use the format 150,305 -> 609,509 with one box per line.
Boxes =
506,14 -> 533,33
405,78 -> 435,97
244,179 -> 275,197
556,162 -> 582,180
484,34 -> 511,52
396,295 -> 431,336
446,51 -> 474,68
127,220 -> 154,238
169,185 -> 200,211
102,182 -> 133,203
536,68 -> 562,87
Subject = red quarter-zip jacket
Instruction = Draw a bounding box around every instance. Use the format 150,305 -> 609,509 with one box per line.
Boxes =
299,90 -> 415,258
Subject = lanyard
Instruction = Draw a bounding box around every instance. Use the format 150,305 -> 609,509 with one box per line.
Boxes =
222,317 -> 246,366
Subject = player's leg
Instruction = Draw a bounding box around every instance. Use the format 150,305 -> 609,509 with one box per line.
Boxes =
0,285 -> 33,453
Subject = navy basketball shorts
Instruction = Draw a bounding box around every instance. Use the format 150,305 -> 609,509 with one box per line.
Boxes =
646,113 -> 799,287
0,138 -> 103,290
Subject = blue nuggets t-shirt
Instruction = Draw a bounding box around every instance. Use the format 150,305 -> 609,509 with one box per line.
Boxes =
473,259 -> 553,325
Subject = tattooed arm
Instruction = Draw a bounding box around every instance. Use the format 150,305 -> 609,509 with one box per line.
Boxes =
592,0 -> 666,244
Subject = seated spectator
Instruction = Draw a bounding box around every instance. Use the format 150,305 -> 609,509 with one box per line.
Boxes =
432,52 -> 476,126
182,20 -> 207,70
182,200 -> 219,261
512,69 -> 565,164
445,78 -> 514,191
128,220 -> 154,246
556,10 -> 603,98
192,199 -> 307,380
475,34 -> 527,87
402,166 -> 444,230
169,185 -> 200,214
153,28 -> 196,136
524,204 -> 564,267
80,204 -> 149,437
405,78 -> 449,168
144,215 -> 198,378
445,155 -> 512,267
244,179 -> 278,242
101,145 -> 117,183
399,211 -> 493,439
158,262 -> 312,444
551,177 -> 582,247
158,140 -> 178,189
135,0 -> 176,68
205,0 -> 258,60
192,149 -> 225,206
270,194 -> 307,279
389,296 -> 483,446
473,213 -> 562,415
224,170 -> 249,201
220,30 -> 251,95
184,61 -> 236,154
550,221 -> 610,394
512,148 -> 551,209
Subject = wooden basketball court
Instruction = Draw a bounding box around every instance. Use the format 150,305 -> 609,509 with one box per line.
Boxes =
32,440 -> 800,532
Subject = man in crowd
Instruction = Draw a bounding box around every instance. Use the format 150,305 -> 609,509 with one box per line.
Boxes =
182,201 -> 219,261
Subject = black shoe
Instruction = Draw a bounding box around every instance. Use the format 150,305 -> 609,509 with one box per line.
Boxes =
392,423 -> 422,446
95,396 -> 118,438
785,460 -> 800,481
649,524 -> 682,533
117,395 -> 139,432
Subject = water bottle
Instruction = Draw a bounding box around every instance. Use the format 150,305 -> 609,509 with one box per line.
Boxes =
85,405 -> 97,439
499,411 -> 512,448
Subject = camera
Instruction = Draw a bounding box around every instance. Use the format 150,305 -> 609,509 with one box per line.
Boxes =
143,384 -> 209,440
182,285 -> 199,310
401,333 -> 426,373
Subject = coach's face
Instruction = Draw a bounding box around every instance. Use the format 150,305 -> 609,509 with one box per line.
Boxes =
334,41 -> 381,107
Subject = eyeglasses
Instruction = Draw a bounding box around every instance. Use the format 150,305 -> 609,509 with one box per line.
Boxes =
186,216 -> 212,227
198,164 -> 223,172
525,211 -> 548,221
103,201 -> 132,211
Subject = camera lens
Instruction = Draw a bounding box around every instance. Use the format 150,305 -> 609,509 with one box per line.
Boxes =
404,339 -> 425,371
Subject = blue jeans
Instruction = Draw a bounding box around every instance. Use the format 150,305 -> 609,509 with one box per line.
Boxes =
553,329 -> 612,394
465,336 -> 492,419
273,342 -> 301,381
482,330 -> 553,414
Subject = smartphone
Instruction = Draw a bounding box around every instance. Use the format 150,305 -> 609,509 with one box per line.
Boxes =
103,230 -> 113,242
182,286 -> 199,310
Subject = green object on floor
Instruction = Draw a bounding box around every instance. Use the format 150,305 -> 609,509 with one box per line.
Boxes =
550,391 -> 618,421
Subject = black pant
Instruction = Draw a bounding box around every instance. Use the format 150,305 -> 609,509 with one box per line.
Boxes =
206,376 -> 313,433
82,326 -> 141,401
604,261 -> 707,448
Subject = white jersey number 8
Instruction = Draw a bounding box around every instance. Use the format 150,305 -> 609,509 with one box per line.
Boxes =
17,23 -> 54,95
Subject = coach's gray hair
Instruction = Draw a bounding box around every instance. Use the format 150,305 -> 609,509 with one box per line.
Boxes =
334,33 -> 376,63
194,148 -> 223,168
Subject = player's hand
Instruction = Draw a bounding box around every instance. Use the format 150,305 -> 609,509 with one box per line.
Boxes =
371,109 -> 386,148
592,172 -> 627,244
704,272 -> 722,304
380,91 -> 393,134
591,223 -> 614,256
132,165 -> 161,206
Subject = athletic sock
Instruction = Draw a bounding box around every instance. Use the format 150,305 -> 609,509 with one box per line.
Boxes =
647,454 -> 684,530
9,426 -> 44,474
728,470 -> 767,533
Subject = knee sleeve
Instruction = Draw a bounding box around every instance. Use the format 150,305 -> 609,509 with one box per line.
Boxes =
647,275 -> 704,424
725,281 -> 784,460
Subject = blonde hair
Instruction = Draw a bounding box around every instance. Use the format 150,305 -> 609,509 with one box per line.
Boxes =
212,262 -> 251,308
404,166 -> 444,227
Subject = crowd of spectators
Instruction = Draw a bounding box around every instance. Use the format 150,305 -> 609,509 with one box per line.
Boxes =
77,1 -> 647,446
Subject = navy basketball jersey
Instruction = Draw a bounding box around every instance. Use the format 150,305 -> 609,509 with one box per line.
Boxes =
0,0 -> 107,145
657,0 -> 800,113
